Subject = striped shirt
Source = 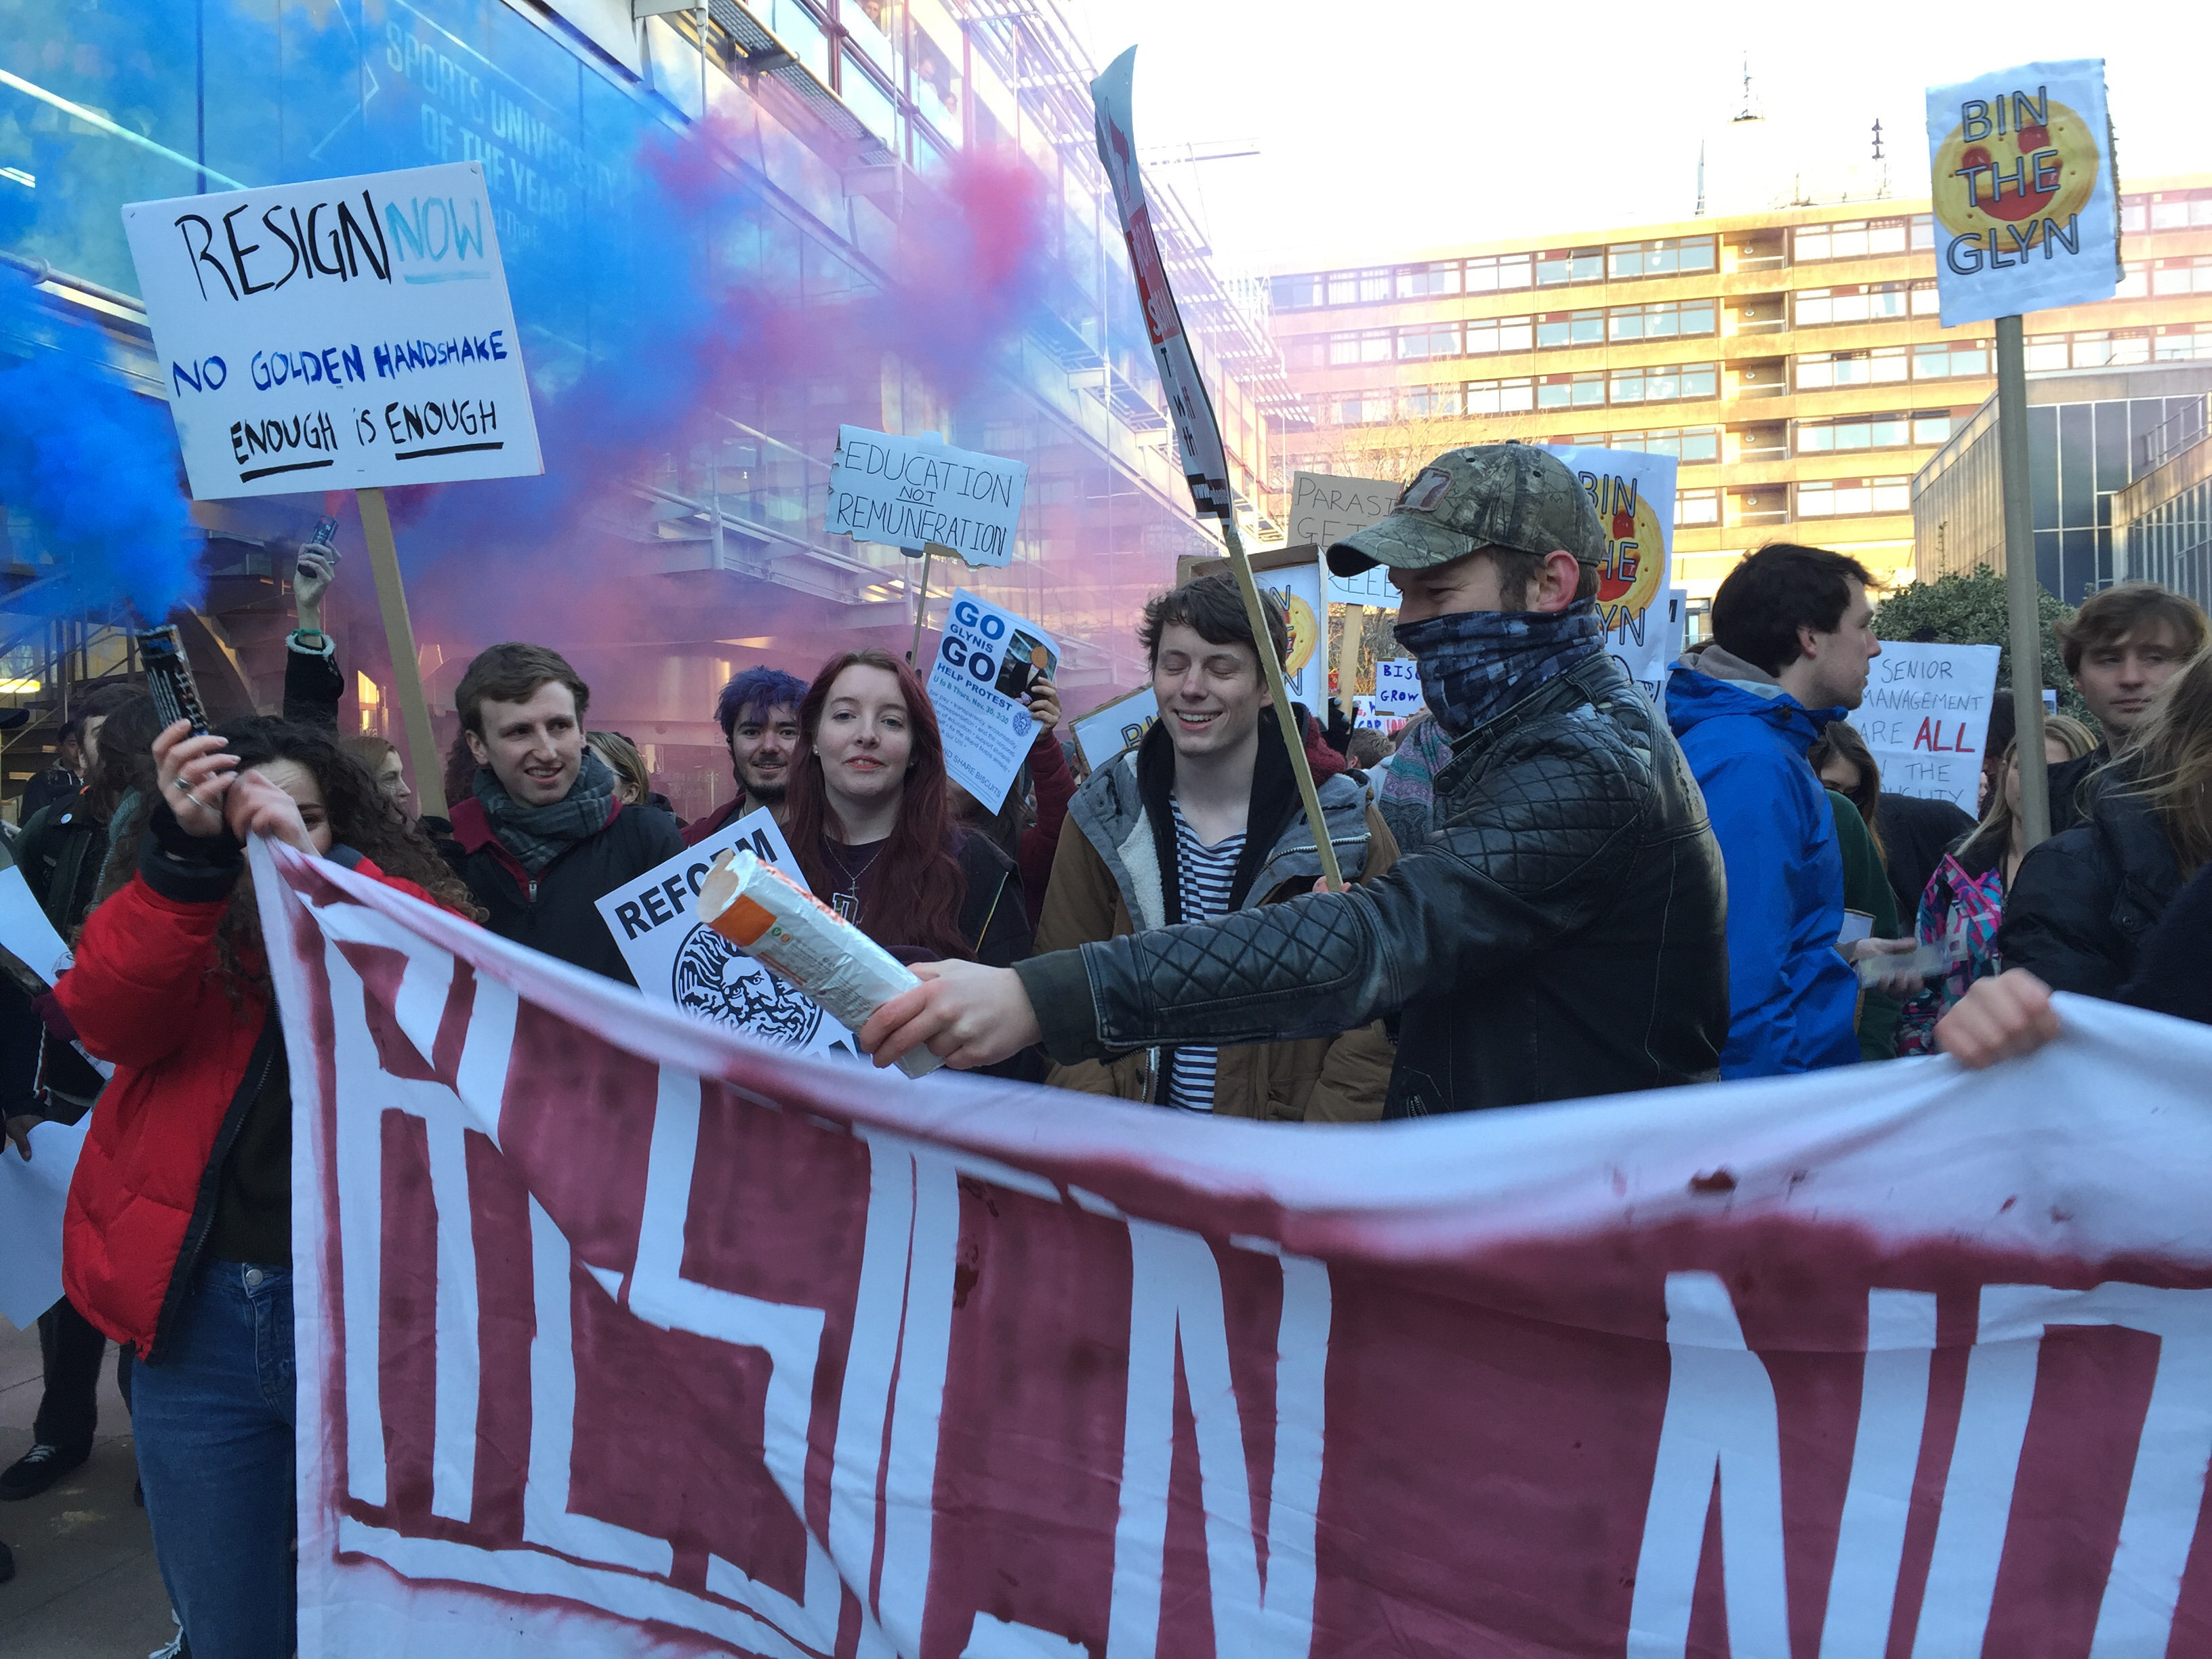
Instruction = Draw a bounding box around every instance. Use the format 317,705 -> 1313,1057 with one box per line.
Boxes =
1162,800 -> 1246,1112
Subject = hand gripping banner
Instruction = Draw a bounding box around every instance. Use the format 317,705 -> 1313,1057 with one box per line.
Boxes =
253,840 -> 2212,1657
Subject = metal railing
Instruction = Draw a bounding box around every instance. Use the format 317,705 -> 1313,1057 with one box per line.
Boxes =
2138,397 -> 2207,476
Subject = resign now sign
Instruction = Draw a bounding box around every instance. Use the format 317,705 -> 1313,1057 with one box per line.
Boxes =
121,161 -> 542,499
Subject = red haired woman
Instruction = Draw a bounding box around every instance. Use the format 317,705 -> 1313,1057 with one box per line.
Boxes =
784,649 -> 1031,968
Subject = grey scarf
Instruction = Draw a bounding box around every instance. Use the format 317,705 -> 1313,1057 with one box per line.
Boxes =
474,750 -> 617,875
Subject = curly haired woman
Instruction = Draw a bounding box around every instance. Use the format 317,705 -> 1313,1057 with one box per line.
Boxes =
56,715 -> 479,1658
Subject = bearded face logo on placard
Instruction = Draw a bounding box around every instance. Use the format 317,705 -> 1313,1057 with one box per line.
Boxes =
671,925 -> 826,1048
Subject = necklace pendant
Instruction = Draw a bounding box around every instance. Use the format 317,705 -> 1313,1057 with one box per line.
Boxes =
832,890 -> 859,922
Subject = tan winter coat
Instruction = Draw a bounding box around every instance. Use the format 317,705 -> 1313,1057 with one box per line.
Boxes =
1033,733 -> 1399,1122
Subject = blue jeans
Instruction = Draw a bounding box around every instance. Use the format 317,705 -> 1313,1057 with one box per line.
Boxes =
131,1260 -> 295,1658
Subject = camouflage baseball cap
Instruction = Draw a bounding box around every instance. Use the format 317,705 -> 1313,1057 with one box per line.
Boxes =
1326,441 -> 1608,577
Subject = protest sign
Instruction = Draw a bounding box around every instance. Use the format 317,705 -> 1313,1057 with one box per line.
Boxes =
0,861 -> 70,985
1925,60 -> 2118,327
121,162 -> 541,499
1288,472 -> 1402,606
825,428 -> 1027,569
1372,657 -> 1422,721
1092,52 -> 1233,519
0,1117 -> 85,1328
594,808 -> 861,1063
1545,443 -> 1677,692
1071,684 -> 1157,769
924,588 -> 1058,813
1847,640 -> 2003,812
1187,547 -> 1329,709
255,837 -> 2212,1659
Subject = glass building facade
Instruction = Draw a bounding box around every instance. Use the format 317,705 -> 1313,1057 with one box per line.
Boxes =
1910,366 -> 2212,605
0,0 -> 1302,816
2115,405 -> 2212,613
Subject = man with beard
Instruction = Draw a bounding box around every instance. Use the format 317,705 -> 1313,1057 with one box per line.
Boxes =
684,666 -> 808,847
857,443 -> 1729,1113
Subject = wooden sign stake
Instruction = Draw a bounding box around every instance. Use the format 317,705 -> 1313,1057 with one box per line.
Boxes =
356,486 -> 448,821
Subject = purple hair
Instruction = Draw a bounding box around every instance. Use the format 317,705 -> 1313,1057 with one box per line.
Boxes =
713,666 -> 809,740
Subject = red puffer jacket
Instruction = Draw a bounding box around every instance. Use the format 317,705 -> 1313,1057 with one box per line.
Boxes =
58,821 -> 434,1359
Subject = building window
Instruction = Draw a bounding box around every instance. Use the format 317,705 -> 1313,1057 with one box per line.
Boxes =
1395,261 -> 1463,299
1326,390 -> 1393,426
1463,253 -> 1534,292
2152,257 -> 2212,295
1676,489 -> 1721,526
1912,281 -> 1941,314
1793,283 -> 1912,326
1537,371 -> 1605,409
1402,386 -> 1462,417
1465,314 -> 1534,354
1792,217 -> 1914,262
1608,362 -> 1718,404
1603,426 -> 1721,463
1796,348 -> 1910,388
2157,325 -> 2212,361
841,60 -> 898,146
1797,413 -> 1912,452
2118,263 -> 2151,301
1272,273 -> 1325,310
1329,328 -> 1395,366
1395,323 -> 1462,362
1536,247 -> 1605,286
1912,412 -> 1956,445
1609,299 -> 1717,340
1798,477 -> 1911,517
1536,309 -> 1605,348
1607,235 -> 1718,279
2148,192 -> 2212,230
1913,341 -> 1990,378
1324,268 -> 1393,306
1463,377 -> 1535,413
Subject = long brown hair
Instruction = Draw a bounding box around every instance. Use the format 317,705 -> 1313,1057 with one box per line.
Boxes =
98,716 -> 484,994
1807,719 -> 1885,861
1961,714 -> 2097,867
2124,648 -> 2212,877
783,649 -> 968,960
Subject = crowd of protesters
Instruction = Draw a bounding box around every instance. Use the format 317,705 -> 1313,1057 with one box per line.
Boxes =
3,442 -> 2209,1650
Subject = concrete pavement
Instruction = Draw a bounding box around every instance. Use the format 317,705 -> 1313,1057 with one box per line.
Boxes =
0,1313 -> 174,1657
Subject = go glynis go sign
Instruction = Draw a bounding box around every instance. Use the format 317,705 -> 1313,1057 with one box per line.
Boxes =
121,160 -> 542,499
826,428 -> 1026,569
1924,59 -> 2118,327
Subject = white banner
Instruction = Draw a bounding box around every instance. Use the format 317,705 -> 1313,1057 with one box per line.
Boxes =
825,428 -> 1027,568
121,161 -> 541,499
1847,641 -> 2003,813
924,588 -> 1058,813
0,1117 -> 86,1327
594,808 -> 861,1061
1092,51 -> 1233,520
1925,59 -> 2119,327
249,835 -> 2212,1658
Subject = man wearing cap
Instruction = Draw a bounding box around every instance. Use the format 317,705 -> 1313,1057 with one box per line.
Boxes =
858,443 -> 1729,1113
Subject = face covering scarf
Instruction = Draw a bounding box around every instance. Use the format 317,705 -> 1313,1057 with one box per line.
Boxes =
1393,600 -> 1606,741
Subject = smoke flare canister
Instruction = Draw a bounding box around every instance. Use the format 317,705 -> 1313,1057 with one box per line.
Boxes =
697,850 -> 943,1078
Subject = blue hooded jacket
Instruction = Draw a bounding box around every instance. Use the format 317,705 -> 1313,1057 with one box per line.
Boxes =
1665,654 -> 1860,1078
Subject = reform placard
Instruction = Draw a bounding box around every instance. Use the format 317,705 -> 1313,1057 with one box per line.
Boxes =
121,161 -> 542,499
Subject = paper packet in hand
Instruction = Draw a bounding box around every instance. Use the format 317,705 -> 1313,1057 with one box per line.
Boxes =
697,849 -> 943,1078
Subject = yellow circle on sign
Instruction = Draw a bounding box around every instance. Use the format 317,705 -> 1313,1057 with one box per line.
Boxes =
1589,484 -> 1664,634
1931,96 -> 2099,241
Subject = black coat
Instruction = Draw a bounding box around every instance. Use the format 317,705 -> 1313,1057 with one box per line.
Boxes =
2121,860 -> 2212,1024
1999,766 -> 2182,999
1875,791 -> 1976,922
1019,653 -> 1731,1113
442,796 -> 685,985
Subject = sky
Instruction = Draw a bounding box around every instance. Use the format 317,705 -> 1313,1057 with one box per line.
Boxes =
1065,0 -> 2208,277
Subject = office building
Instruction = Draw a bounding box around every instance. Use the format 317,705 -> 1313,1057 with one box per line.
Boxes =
0,0 -> 1296,815
2114,398 -> 2212,613
1265,178 -> 2212,624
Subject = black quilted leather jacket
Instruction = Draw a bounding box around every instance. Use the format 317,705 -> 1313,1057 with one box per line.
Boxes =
1015,653 -> 1730,1114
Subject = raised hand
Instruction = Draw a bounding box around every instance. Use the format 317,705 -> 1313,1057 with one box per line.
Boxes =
153,720 -> 237,839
